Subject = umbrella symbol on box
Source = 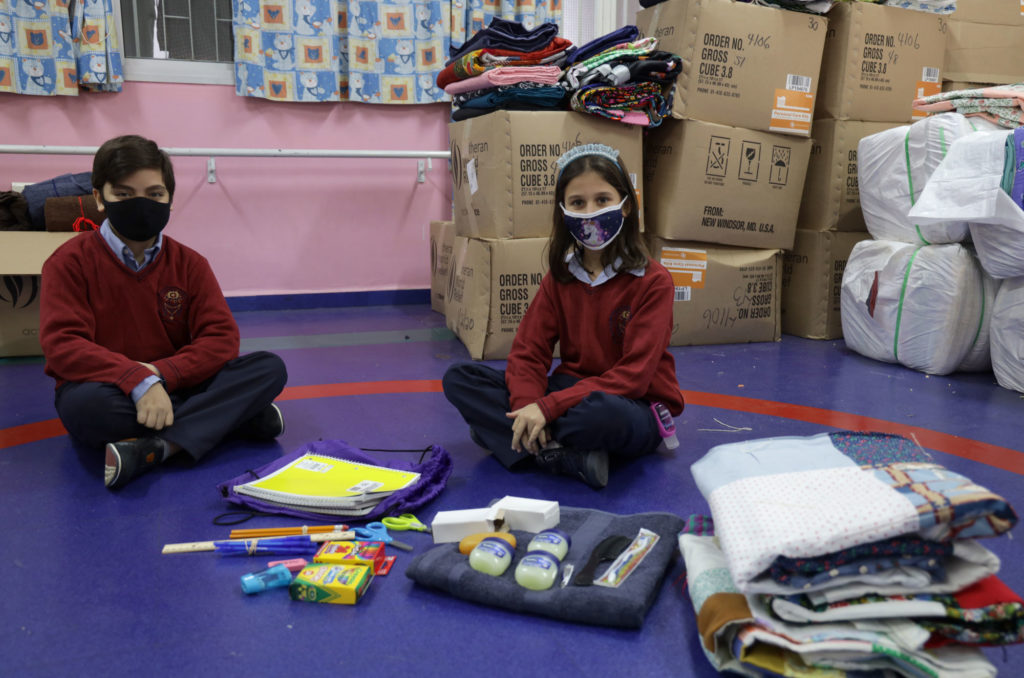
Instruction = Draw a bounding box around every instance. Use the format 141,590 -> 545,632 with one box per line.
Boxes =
769,145 -> 791,186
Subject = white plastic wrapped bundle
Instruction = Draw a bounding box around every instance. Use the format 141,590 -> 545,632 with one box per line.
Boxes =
991,277 -> 1024,393
858,113 -> 990,245
956,271 -> 1000,373
841,240 -> 985,375
907,129 -> 1024,279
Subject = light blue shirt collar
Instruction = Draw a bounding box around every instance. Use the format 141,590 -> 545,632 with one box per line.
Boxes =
100,220 -> 162,272
565,251 -> 645,287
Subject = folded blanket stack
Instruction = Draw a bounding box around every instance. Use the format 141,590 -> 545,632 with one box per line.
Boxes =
682,431 -> 1020,677
561,26 -> 682,128
913,84 -> 1024,131
438,17 -> 573,122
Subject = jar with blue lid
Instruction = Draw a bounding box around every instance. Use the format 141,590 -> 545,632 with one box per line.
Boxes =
469,536 -> 514,576
514,550 -> 560,591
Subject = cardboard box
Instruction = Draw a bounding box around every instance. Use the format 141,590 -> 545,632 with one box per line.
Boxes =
289,563 -> 373,605
0,232 -> 78,357
314,540 -> 386,572
799,119 -> 902,231
648,236 -> 781,346
636,0 -> 827,137
643,118 -> 811,250
429,220 -> 455,314
444,236 -> 548,360
942,80 -> 997,93
781,229 -> 870,340
944,21 -> 1024,86
448,111 -> 643,239
816,2 -> 947,123
951,0 -> 1024,27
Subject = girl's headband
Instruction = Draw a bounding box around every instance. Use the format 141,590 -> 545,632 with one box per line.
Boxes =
555,143 -> 621,174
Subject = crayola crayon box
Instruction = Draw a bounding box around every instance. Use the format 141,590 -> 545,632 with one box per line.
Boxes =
313,540 -> 386,572
289,563 -> 373,605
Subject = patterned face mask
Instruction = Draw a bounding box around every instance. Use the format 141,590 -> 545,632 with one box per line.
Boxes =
559,196 -> 627,251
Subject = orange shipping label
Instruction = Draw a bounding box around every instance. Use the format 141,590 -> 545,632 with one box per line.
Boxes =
769,90 -> 813,135
912,80 -> 942,119
661,248 -> 708,290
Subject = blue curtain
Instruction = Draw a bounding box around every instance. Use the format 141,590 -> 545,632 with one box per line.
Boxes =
0,0 -> 122,96
233,0 -> 561,104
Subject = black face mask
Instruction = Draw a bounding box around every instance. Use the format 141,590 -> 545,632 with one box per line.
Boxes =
103,197 -> 171,242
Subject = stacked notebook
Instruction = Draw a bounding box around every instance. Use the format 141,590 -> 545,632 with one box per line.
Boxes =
234,453 -> 422,517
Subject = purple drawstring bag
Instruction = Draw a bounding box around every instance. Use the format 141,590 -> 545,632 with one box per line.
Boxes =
217,439 -> 453,522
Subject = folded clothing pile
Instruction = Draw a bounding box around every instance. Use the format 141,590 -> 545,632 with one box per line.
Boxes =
437,17 -> 572,122
20,172 -> 94,231
683,431 -> 1020,677
914,84 -> 1024,131
841,239 -> 994,375
561,26 -> 682,127
734,0 -> 956,15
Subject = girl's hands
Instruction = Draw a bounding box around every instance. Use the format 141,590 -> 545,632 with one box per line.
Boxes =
506,403 -> 549,455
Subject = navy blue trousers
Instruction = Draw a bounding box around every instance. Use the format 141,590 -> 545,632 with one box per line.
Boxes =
442,361 -> 662,469
54,351 -> 288,460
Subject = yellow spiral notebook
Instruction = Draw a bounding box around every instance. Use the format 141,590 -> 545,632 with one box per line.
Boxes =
234,453 -> 421,510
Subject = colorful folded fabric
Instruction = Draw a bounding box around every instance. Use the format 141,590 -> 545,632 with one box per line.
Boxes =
770,574 -> 1024,648
570,81 -> 672,127
443,65 -> 563,95
454,85 -> 565,110
450,81 -> 564,107
690,432 -> 1017,595
448,16 -> 559,62
678,531 -> 998,677
436,37 -> 573,88
564,25 -> 639,66
913,84 -> 1024,130
563,37 -> 659,89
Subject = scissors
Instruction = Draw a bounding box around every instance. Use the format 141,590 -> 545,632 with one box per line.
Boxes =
382,513 -> 431,533
352,522 -> 413,551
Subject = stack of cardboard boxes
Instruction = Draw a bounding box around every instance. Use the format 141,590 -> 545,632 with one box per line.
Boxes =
636,0 -> 824,346
438,111 -> 644,359
784,2 -> 947,339
943,0 -> 1024,92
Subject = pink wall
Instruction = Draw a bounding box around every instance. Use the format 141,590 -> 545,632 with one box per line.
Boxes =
0,83 -> 453,298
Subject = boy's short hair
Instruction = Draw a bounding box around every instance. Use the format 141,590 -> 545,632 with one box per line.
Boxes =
92,135 -> 175,200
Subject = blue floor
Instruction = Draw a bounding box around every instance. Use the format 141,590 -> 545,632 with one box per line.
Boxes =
1,302 -> 1022,677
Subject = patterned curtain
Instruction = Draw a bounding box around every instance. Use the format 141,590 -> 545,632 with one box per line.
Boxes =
0,0 -> 123,96
232,0 -> 560,104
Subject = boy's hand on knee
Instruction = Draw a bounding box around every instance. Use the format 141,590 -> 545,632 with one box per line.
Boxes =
507,403 -> 547,455
136,382 -> 174,430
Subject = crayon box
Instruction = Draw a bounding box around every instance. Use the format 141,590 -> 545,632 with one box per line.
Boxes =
314,540 -> 386,572
289,563 -> 373,605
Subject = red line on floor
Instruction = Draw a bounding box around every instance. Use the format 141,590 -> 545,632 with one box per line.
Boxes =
3,382 -> 1022,475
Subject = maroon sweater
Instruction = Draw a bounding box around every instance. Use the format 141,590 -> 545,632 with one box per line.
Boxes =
40,231 -> 240,395
506,259 -> 684,422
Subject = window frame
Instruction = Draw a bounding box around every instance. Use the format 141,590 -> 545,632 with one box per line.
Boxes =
115,0 -> 234,86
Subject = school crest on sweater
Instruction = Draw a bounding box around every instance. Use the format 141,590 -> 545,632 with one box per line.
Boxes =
160,286 -> 187,321
608,304 -> 631,342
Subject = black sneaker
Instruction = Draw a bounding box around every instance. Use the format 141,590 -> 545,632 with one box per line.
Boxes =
536,446 -> 609,490
104,438 -> 164,489
235,404 -> 285,441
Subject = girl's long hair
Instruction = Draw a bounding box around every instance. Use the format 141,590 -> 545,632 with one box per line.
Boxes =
547,153 -> 649,283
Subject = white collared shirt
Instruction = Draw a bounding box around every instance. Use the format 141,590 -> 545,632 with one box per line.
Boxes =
100,220 -> 163,272
565,251 -> 646,287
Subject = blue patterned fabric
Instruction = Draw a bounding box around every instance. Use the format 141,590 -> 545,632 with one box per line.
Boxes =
232,1 -> 560,104
0,0 -> 122,96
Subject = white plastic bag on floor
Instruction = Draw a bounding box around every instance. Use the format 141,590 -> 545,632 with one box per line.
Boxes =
841,240 -> 985,375
990,277 -> 1024,393
858,113 -> 992,245
956,270 -> 1000,373
907,129 -> 1024,279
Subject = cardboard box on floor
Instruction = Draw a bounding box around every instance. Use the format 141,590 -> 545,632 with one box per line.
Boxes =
444,235 -> 549,360
0,232 -> 78,357
648,236 -> 781,346
816,2 -> 947,123
448,111 -> 643,239
643,118 -> 811,250
635,0 -> 827,137
799,119 -> 902,231
781,229 -> 870,340
951,0 -> 1024,27
944,21 -> 1024,86
429,220 -> 456,314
